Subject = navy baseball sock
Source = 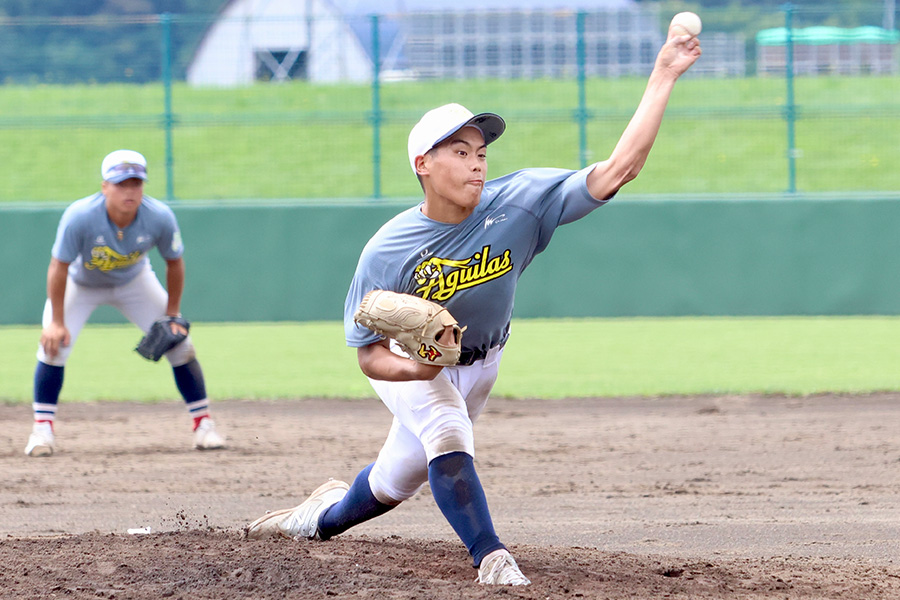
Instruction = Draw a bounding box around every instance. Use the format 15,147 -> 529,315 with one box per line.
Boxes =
318,463 -> 395,540
428,451 -> 506,567
173,359 -> 207,402
34,361 -> 64,407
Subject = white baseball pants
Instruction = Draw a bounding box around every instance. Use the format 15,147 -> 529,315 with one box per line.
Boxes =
37,263 -> 196,367
365,343 -> 503,505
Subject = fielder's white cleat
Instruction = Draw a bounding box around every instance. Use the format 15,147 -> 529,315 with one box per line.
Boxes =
245,479 -> 350,540
193,417 -> 226,450
24,422 -> 56,457
476,549 -> 531,586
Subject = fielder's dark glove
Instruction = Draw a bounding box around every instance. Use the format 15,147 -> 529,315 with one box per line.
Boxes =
135,316 -> 190,362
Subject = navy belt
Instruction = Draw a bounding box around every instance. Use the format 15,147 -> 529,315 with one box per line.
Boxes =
457,341 -> 506,366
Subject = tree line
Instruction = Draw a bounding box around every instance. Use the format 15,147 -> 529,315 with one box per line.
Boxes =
0,0 -> 892,84
0,0 -> 225,83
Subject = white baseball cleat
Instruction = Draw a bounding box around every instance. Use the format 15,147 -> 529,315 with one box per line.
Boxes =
245,479 -> 350,540
25,422 -> 56,457
476,549 -> 531,585
193,417 -> 226,450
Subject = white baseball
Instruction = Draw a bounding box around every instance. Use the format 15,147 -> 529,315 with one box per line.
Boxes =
670,12 -> 702,38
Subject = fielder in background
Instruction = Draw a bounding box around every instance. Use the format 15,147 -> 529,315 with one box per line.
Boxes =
24,149 -> 225,457
247,24 -> 701,585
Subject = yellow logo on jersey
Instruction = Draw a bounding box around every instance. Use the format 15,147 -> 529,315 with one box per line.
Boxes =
84,246 -> 144,272
413,245 -> 513,301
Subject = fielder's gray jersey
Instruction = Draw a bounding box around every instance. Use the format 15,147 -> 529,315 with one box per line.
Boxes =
51,193 -> 184,288
344,166 -> 609,356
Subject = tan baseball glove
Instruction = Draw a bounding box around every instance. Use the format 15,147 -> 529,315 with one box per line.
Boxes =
353,290 -> 464,367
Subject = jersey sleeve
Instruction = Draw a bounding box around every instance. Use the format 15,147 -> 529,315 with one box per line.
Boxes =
555,164 -> 611,225
490,165 -> 609,258
155,203 -> 185,260
343,241 -> 399,348
50,205 -> 84,264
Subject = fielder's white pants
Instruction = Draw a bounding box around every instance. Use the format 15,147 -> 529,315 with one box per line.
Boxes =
366,342 -> 503,505
37,263 -> 196,367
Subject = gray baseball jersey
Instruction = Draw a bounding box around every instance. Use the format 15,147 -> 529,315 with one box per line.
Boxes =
344,166 -> 609,355
51,193 -> 184,288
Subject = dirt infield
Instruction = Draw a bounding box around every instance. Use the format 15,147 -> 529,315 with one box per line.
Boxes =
1,394 -> 898,599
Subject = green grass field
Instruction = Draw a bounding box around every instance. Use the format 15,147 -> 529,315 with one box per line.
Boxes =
0,76 -> 897,202
2,316 -> 898,403
2,78 -> 897,404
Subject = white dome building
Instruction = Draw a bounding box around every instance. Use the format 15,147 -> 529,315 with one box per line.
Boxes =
187,0 -> 648,86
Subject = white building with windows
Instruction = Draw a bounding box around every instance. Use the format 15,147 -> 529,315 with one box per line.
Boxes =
187,0 -> 373,85
188,0 -> 726,86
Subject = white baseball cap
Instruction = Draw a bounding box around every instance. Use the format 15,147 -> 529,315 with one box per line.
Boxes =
101,149 -> 148,183
407,103 -> 506,175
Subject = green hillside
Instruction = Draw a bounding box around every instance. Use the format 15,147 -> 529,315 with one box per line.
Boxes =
0,76 -> 897,202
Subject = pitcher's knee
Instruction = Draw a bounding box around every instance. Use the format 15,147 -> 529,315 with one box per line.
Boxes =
422,423 -> 474,463
369,468 -> 425,504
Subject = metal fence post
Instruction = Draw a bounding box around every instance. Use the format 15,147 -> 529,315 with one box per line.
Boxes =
783,3 -> 798,194
370,14 -> 382,199
576,11 -> 588,169
160,12 -> 175,201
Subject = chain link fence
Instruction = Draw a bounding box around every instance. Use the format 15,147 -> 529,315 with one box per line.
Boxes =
0,4 -> 897,203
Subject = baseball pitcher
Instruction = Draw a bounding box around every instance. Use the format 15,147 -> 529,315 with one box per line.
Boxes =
246,25 -> 702,586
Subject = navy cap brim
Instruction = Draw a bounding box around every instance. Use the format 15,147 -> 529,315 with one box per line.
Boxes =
434,112 -> 506,149
105,171 -> 148,184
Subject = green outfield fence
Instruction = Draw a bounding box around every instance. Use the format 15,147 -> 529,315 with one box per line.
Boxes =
0,3 -> 897,203
5,195 -> 900,325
